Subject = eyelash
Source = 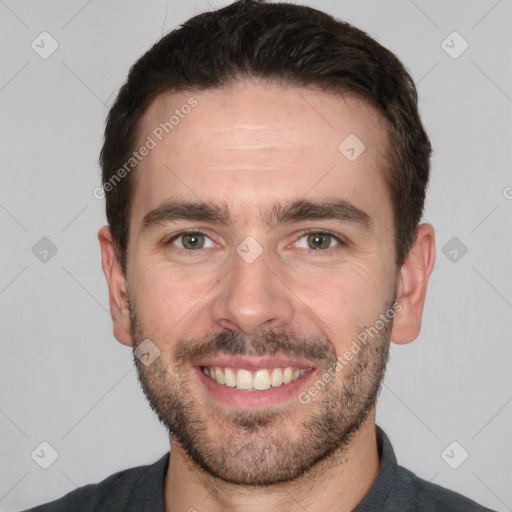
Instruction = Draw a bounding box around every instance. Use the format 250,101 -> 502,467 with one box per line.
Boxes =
164,229 -> 346,258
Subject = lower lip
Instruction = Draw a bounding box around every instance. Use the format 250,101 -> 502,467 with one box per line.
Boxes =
194,366 -> 316,408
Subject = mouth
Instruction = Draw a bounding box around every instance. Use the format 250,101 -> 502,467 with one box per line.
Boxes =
193,355 -> 316,408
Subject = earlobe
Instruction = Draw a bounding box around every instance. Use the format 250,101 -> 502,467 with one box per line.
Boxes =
390,223 -> 436,345
98,225 -> 133,347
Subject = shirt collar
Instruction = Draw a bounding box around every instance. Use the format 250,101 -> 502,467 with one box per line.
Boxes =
125,450 -> 169,512
353,425 -> 399,511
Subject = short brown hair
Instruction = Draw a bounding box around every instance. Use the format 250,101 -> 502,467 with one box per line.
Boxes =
99,0 -> 432,272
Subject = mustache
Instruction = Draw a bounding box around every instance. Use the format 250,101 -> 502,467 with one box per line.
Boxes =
171,328 -> 337,368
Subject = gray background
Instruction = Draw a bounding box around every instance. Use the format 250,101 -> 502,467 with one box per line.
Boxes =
1,0 -> 511,510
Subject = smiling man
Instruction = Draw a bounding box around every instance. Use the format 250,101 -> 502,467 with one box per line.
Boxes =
24,1 -> 495,511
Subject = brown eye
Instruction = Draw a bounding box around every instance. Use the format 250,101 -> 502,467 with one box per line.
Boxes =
180,233 -> 205,250
167,231 -> 215,251
307,232 -> 333,250
292,230 -> 345,255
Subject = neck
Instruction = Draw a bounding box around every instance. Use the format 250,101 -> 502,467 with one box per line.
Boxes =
164,408 -> 380,512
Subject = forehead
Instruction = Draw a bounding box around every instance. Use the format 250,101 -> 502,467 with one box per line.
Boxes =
131,80 -> 391,230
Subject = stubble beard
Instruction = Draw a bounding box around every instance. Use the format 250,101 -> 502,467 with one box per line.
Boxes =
129,298 -> 392,486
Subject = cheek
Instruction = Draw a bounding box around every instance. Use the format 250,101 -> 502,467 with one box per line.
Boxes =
131,264 -> 216,342
294,260 -> 395,344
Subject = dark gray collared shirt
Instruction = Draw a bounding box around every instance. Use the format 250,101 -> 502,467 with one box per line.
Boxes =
22,425 -> 496,511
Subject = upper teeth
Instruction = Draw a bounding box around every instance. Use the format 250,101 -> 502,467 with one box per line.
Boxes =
202,366 -> 310,391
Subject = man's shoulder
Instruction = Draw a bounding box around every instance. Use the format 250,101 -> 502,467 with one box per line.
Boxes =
392,464 -> 496,512
20,454 -> 169,512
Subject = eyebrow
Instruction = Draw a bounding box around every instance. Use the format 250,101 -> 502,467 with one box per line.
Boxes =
140,198 -> 372,233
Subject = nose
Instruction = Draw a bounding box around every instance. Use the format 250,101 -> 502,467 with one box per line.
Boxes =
209,243 -> 295,336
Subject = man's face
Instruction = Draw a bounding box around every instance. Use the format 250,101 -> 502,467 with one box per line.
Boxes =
125,80 -> 398,485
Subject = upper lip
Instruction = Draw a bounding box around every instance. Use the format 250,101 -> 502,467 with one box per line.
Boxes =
194,355 -> 316,371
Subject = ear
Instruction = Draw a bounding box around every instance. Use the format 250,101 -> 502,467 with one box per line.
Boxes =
98,225 -> 132,346
390,223 -> 436,345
